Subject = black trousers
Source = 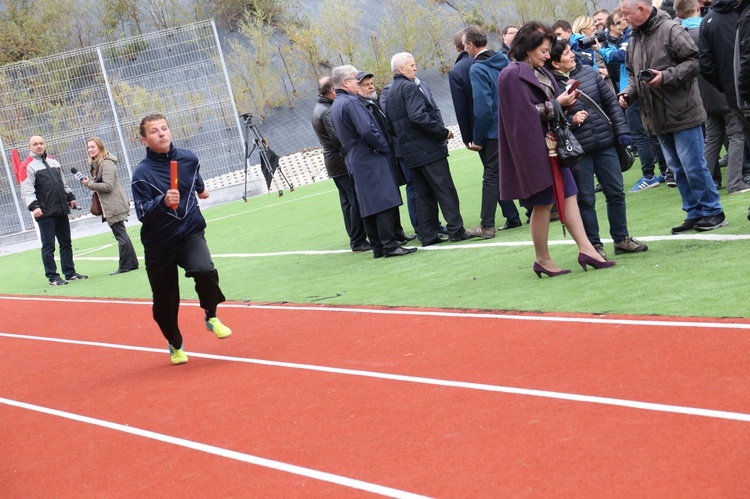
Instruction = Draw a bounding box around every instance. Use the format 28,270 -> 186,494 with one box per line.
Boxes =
411,158 -> 464,243
332,175 -> 368,249
144,231 -> 225,349
478,139 -> 521,227
362,206 -> 399,253
110,221 -> 139,271
37,215 -> 75,280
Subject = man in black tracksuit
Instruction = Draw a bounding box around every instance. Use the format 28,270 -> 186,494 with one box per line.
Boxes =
131,113 -> 232,365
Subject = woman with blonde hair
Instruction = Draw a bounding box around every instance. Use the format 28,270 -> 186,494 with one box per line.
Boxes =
570,16 -> 615,94
81,137 -> 139,275
572,15 -> 596,36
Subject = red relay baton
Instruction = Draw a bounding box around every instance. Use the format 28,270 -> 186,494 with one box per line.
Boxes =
170,160 -> 178,209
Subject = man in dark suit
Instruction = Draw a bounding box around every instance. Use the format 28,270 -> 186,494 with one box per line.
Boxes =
448,29 -> 474,148
385,52 -> 472,246
330,64 -> 416,258
311,76 -> 370,252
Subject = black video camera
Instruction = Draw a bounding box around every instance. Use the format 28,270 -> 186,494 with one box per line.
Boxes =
579,30 -> 608,50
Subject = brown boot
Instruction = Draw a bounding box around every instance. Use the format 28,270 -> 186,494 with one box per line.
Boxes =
464,225 -> 495,239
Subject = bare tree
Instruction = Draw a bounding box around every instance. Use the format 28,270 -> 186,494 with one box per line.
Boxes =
226,15 -> 289,120
319,0 -> 364,66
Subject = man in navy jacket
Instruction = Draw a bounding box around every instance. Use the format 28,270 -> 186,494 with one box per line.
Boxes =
330,65 -> 416,259
463,25 -> 522,237
131,113 -> 232,366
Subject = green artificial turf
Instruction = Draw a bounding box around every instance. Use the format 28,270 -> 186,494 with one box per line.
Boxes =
3,148 -> 749,318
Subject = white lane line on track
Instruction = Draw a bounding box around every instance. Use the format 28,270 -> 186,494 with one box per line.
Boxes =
0,397 -> 430,499
2,332 -> 750,423
1,295 -> 748,330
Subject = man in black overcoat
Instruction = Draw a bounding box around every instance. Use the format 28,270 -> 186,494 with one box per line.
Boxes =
311,76 -> 370,252
330,64 -> 417,258
385,52 -> 472,246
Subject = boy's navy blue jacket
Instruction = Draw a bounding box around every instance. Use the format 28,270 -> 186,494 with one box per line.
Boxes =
131,145 -> 207,250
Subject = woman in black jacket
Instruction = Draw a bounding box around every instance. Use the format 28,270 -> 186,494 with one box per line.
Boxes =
546,39 -> 647,258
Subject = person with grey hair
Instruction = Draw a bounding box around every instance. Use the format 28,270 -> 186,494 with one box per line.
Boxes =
619,0 -> 726,233
385,52 -> 473,246
330,65 -> 416,258
311,75 -> 370,252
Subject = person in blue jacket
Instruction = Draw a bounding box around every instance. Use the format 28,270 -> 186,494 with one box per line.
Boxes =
462,25 -> 522,237
131,113 -> 232,366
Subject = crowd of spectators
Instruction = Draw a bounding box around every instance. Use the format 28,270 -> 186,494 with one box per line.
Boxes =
310,0 -> 750,277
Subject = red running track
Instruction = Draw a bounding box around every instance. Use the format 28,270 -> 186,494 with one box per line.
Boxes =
1,296 -> 749,497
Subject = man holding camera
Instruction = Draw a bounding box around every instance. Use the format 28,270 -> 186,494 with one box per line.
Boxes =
619,0 -> 725,233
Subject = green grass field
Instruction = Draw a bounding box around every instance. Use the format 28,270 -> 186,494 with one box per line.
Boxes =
3,148 -> 749,318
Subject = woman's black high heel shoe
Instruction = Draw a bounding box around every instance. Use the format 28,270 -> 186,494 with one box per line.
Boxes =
533,262 -> 572,278
578,253 -> 617,271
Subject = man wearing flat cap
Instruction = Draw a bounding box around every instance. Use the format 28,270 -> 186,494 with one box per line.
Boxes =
330,65 -> 417,258
355,70 -> 414,245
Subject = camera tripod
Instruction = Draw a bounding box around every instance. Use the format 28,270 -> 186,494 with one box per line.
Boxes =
241,113 -> 294,199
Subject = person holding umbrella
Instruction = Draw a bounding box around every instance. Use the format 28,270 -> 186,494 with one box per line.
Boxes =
497,21 -> 616,277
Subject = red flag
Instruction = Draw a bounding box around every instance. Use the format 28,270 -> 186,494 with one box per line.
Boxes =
12,149 -> 28,184
170,160 -> 178,209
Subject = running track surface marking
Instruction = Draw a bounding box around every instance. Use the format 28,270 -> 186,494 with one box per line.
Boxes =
1,296 -> 749,497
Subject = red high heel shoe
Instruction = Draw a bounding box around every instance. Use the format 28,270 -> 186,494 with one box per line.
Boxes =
533,262 -> 572,278
578,253 -> 617,271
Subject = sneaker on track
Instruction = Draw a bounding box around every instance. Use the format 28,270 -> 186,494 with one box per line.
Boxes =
169,344 -> 188,365
206,317 -> 232,339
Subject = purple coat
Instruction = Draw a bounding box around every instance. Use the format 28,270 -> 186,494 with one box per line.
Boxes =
497,62 -> 560,201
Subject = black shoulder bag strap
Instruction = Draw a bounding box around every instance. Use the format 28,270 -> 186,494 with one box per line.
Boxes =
576,90 -> 614,134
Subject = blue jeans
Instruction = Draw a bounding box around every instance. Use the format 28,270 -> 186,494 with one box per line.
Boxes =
658,126 -> 723,219
572,146 -> 628,246
626,101 -> 666,177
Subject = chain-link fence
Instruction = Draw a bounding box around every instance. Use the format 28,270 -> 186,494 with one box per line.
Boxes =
0,20 -> 263,238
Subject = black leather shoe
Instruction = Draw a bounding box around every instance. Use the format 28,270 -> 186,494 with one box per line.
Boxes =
497,221 -> 522,231
110,268 -> 137,275
384,246 -> 418,257
449,231 -> 474,242
352,243 -> 371,252
397,233 -> 417,242
422,234 -> 448,247
373,250 -> 384,259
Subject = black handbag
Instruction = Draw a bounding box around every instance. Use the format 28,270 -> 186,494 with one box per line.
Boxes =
616,144 -> 635,172
552,100 -> 584,167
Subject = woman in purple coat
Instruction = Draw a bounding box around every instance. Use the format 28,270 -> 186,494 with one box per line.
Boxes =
497,22 -> 616,277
